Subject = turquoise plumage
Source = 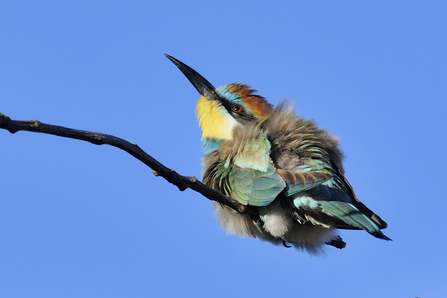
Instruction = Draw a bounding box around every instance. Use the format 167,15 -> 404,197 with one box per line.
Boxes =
203,124 -> 285,206
166,54 -> 390,253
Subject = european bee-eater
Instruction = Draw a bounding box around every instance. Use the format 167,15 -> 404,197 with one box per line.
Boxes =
166,54 -> 390,253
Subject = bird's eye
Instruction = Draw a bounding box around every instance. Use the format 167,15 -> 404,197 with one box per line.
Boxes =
232,105 -> 242,113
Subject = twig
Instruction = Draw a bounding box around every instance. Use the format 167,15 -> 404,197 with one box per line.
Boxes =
0,112 -> 253,215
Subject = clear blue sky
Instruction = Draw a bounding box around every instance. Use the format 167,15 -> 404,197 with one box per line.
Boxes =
1,1 -> 446,297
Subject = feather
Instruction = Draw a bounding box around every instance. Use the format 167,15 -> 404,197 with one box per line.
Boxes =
167,53 -> 391,252
202,99 -> 391,251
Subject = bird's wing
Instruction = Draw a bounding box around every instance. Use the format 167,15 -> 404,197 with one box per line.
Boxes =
203,153 -> 286,207
276,164 -> 332,197
261,102 -> 389,238
207,129 -> 338,207
203,126 -> 288,207
280,161 -> 390,240
228,162 -> 285,206
310,166 -> 390,239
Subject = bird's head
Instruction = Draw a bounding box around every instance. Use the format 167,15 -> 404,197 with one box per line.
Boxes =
165,54 -> 272,144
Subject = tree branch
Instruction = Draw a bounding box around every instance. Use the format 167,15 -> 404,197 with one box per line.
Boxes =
0,112 -> 253,215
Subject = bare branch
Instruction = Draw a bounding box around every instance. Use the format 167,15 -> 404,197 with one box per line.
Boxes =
0,112 -> 254,215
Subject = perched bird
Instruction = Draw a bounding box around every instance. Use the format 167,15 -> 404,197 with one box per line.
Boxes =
166,54 -> 390,253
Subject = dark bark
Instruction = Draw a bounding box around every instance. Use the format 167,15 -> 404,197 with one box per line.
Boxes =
0,112 -> 255,215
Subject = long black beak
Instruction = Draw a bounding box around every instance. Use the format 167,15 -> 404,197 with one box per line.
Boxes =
165,54 -> 219,101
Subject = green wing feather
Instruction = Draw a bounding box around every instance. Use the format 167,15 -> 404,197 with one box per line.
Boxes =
229,163 -> 285,206
265,119 -> 389,238
203,128 -> 286,207
318,201 -> 379,233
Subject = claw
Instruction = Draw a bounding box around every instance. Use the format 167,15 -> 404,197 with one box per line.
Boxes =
283,240 -> 292,248
326,236 -> 346,249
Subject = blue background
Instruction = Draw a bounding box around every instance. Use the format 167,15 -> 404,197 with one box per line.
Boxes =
1,1 -> 446,297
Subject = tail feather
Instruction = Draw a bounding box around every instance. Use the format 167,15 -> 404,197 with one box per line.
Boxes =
318,201 -> 380,234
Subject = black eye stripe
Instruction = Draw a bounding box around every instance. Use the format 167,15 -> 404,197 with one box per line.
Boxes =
218,96 -> 256,123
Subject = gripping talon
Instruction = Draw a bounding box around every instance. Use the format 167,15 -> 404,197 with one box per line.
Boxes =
283,240 -> 292,248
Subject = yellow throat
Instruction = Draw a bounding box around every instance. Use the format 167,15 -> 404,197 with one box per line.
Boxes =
196,96 -> 238,141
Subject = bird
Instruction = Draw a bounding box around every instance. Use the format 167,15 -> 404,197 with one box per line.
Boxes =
165,54 -> 390,253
